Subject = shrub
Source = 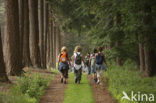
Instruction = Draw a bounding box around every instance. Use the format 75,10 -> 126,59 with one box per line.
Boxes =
0,73 -> 52,103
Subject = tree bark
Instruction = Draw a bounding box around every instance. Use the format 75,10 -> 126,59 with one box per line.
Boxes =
56,24 -> 61,62
23,0 -> 32,66
4,0 -> 23,75
43,0 -> 48,68
28,0 -> 41,68
115,41 -> 122,66
53,21 -> 56,68
138,35 -> 145,72
18,0 -> 24,67
49,18 -> 54,67
143,4 -> 156,76
0,26 -> 9,82
114,12 -> 122,66
38,0 -> 44,68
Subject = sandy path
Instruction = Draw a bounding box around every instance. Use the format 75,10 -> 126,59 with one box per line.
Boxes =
40,75 -> 67,103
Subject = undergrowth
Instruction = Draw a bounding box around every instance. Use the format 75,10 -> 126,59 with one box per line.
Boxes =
0,73 -> 53,103
104,61 -> 156,103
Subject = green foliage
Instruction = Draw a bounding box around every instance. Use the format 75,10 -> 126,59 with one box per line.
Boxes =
0,73 -> 52,103
104,61 -> 156,103
49,0 -> 156,64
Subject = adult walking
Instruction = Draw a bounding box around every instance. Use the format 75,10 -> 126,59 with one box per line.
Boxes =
90,48 -> 98,83
94,47 -> 107,84
72,46 -> 84,84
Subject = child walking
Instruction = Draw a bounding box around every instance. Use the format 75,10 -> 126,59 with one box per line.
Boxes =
58,46 -> 71,84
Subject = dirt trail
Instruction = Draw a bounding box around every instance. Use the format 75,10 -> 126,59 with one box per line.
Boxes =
40,75 -> 67,103
88,76 -> 117,103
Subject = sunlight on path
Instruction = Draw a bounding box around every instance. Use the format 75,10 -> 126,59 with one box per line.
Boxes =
63,73 -> 95,103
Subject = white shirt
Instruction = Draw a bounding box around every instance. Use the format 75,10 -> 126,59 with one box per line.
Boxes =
73,52 -> 82,70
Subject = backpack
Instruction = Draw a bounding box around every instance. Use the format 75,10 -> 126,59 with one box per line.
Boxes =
96,53 -> 103,64
59,52 -> 68,63
75,53 -> 82,65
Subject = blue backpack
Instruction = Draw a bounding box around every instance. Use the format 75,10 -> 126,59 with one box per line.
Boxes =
96,53 -> 103,64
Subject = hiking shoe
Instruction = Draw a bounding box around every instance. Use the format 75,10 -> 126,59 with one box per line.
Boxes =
94,78 -> 97,83
75,78 -> 77,83
97,80 -> 100,84
61,78 -> 63,83
77,80 -> 80,84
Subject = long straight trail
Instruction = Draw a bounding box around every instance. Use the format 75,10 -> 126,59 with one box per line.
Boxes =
40,72 -> 117,103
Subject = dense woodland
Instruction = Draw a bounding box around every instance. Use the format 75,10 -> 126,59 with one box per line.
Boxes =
0,0 -> 156,83
0,0 -> 61,82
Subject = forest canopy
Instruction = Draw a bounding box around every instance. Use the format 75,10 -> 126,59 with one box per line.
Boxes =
48,0 -> 156,76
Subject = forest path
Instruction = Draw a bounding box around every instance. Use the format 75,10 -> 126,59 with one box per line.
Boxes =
88,75 -> 117,103
39,72 -> 117,103
39,74 -> 67,103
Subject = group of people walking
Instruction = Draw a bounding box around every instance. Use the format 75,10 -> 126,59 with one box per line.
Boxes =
57,46 -> 107,85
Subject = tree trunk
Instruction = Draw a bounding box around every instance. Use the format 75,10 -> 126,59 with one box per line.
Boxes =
43,0 -> 48,68
23,0 -> 32,66
138,35 -> 145,72
0,26 -> 9,82
28,0 -> 41,68
56,24 -> 61,62
53,21 -> 56,68
50,18 -> 54,68
114,12 -> 122,66
18,0 -> 24,67
46,22 -> 50,67
4,0 -> 23,75
144,37 -> 156,76
143,4 -> 156,76
115,41 -> 122,66
38,0 -> 44,68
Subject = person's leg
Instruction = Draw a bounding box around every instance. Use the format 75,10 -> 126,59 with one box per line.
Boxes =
64,69 -> 68,84
74,68 -> 78,83
60,69 -> 64,83
87,66 -> 90,75
77,68 -> 82,84
96,69 -> 100,84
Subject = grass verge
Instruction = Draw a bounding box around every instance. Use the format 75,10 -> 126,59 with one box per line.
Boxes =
63,73 -> 95,103
0,72 -> 54,103
104,62 -> 156,103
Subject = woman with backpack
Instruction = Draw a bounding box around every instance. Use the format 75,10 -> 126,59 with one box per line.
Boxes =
90,48 -> 98,83
85,52 -> 91,75
58,46 -> 71,84
72,46 -> 84,84
94,47 -> 107,84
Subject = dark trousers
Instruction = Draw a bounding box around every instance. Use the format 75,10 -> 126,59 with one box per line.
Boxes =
74,68 -> 82,81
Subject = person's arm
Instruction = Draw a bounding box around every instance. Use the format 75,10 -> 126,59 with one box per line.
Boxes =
89,57 -> 91,67
67,53 -> 71,66
102,53 -> 107,67
57,54 -> 61,68
93,54 -> 97,66
81,54 -> 86,67
71,54 -> 75,67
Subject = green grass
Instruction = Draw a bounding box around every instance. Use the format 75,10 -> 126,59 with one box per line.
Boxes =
63,73 -> 95,103
0,73 -> 53,103
104,61 -> 156,103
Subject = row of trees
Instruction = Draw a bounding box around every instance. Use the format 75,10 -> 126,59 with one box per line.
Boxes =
49,0 -> 156,77
0,0 -> 61,82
